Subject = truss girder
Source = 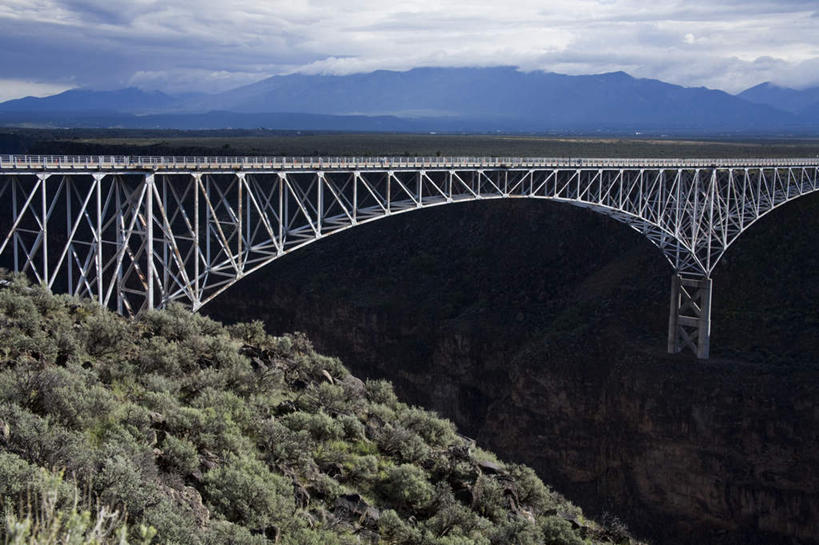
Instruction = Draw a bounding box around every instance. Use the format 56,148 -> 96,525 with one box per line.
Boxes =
1,165 -> 818,316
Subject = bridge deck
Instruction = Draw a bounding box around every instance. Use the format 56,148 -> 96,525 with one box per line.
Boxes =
2,154 -> 818,171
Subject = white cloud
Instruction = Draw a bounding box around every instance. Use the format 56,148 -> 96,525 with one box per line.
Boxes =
0,79 -> 73,102
128,69 -> 266,94
0,0 -> 818,98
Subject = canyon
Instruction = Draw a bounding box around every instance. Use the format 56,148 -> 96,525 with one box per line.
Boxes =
207,195 -> 819,544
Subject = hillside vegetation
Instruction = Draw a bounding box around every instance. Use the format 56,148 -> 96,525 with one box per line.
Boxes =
0,274 -> 636,545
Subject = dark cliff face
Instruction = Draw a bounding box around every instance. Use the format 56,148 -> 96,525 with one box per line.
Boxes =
205,195 -> 819,545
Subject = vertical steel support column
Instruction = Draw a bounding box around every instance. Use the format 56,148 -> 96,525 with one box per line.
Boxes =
352,171 -> 359,223
668,274 -> 712,359
39,174 -> 48,285
145,173 -> 155,310
10,177 -> 18,272
237,172 -> 244,270
278,172 -> 286,253
317,172 -> 323,235
65,177 -> 73,294
94,174 -> 103,303
161,176 -> 169,290
193,174 -> 200,307
115,180 -> 124,315
386,171 -> 392,213
503,169 -> 508,196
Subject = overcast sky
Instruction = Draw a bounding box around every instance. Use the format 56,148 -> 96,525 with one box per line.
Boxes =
1,0 -> 818,101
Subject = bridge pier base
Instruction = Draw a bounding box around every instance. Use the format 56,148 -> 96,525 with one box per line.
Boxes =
667,275 -> 712,359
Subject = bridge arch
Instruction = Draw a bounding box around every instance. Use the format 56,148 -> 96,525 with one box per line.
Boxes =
1,155 -> 817,358
195,188 -> 690,313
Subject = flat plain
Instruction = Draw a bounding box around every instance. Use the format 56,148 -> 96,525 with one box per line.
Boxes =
3,129 -> 819,158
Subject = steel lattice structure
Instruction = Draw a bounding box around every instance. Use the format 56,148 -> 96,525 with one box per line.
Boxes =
2,154 -> 818,358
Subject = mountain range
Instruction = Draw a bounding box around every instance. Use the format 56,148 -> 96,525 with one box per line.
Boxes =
2,67 -> 819,134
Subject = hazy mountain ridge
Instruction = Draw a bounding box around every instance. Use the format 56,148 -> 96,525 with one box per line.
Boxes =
738,82 -> 819,114
0,87 -> 183,114
1,67 -> 817,133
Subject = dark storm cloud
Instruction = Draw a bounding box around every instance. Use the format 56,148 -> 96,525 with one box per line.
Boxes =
0,0 -> 817,100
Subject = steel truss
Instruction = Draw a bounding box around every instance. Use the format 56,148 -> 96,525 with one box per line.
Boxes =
2,158 -> 818,358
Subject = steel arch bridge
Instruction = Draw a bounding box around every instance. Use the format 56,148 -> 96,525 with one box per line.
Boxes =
2,154 -> 818,359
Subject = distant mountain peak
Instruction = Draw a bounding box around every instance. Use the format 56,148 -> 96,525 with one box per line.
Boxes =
599,70 -> 633,78
738,81 -> 819,114
0,66 -> 814,132
0,86 -> 180,114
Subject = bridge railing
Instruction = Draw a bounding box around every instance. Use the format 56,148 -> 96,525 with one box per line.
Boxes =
1,154 -> 818,170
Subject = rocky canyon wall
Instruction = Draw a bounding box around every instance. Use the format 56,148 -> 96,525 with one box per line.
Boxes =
206,196 -> 819,544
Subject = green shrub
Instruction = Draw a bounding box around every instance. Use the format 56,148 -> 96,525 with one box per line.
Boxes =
203,454 -> 294,530
399,407 -> 456,448
367,402 -> 397,423
489,519 -> 544,545
142,303 -> 221,341
300,351 -> 347,383
137,337 -> 192,376
259,419 -> 313,467
338,414 -> 365,440
0,287 -> 42,334
471,475 -> 506,523
143,497 -> 203,545
379,464 -> 435,511
284,527 -> 361,545
269,335 -> 294,356
95,453 -> 158,519
438,535 -> 490,545
0,453 -> 53,498
377,425 -> 430,463
0,404 -> 88,472
365,380 -> 399,408
423,483 -> 490,540
281,411 -> 344,442
508,464 -> 556,512
182,404 -> 255,457
161,434 -> 200,475
31,364 -> 117,429
378,509 -> 424,545
204,520 -> 269,545
80,313 -> 133,358
540,516 -> 586,545
2,327 -> 58,365
345,454 -> 379,483
298,382 -> 351,414
227,320 -> 268,345
2,470 -> 156,545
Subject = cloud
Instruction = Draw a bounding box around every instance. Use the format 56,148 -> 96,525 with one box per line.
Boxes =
128,69 -> 266,94
0,0 -> 817,99
0,78 -> 73,102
